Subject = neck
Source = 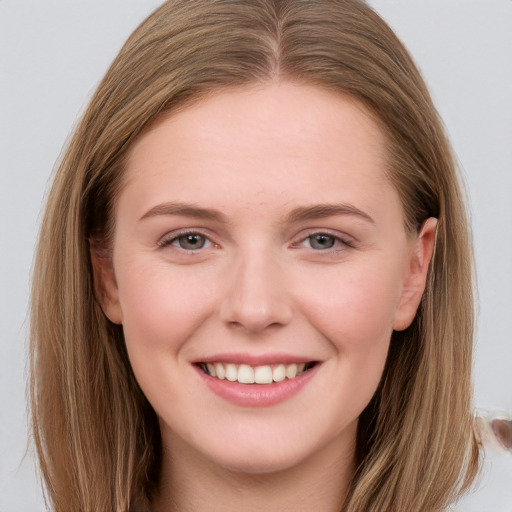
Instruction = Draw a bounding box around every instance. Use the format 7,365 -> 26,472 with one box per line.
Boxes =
151,425 -> 357,512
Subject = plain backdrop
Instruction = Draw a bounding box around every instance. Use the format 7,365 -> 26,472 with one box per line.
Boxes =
1,1 -> 511,511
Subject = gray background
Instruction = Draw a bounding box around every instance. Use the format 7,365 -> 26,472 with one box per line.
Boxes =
1,1 -> 510,510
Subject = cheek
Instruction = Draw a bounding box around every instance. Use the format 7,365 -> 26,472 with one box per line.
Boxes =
115,257 -> 217,353
297,262 -> 403,350
301,265 -> 401,421
113,259 -> 221,411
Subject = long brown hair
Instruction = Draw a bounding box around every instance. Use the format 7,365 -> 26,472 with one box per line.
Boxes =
30,1 -> 480,510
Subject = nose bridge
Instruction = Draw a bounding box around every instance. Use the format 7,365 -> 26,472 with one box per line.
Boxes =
220,245 -> 293,332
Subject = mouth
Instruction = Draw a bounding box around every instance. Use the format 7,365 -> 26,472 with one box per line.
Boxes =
197,361 -> 317,385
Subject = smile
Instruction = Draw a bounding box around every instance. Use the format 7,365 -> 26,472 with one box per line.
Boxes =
199,362 -> 316,385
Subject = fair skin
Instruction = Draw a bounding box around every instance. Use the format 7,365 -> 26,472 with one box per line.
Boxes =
94,82 -> 436,512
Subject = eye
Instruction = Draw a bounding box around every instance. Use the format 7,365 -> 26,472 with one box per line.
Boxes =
306,234 -> 337,250
175,233 -> 208,250
301,232 -> 354,251
159,231 -> 212,251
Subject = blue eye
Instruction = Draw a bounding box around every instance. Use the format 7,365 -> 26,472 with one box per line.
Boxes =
307,234 -> 337,250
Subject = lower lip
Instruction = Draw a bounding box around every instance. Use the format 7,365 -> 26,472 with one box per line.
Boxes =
195,364 -> 320,407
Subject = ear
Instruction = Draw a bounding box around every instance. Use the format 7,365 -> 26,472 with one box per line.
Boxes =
90,243 -> 123,324
392,217 -> 438,331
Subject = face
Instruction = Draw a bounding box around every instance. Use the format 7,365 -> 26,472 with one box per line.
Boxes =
96,82 -> 435,476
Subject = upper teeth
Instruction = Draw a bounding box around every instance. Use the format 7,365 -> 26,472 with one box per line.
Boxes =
203,362 -> 307,384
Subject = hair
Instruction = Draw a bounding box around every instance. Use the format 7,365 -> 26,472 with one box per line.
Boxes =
30,1 -> 481,511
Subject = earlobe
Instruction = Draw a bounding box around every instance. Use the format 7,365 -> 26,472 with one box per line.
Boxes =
392,217 -> 438,331
90,243 -> 123,325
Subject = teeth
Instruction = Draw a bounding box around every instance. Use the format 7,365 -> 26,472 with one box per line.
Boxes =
254,365 -> 273,384
206,363 -> 216,377
202,362 -> 312,384
286,363 -> 297,379
214,363 -> 225,379
238,364 -> 255,384
225,363 -> 238,382
273,364 -> 286,382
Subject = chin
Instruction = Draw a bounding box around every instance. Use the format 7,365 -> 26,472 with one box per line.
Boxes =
192,420 -> 353,477
211,445 -> 313,475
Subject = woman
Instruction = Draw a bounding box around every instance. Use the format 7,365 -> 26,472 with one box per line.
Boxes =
30,1 -> 481,510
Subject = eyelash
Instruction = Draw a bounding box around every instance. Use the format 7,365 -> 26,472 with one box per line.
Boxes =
296,232 -> 354,251
157,230 -> 354,253
157,230 -> 214,251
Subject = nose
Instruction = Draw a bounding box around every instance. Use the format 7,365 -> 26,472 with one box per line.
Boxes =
219,251 -> 293,333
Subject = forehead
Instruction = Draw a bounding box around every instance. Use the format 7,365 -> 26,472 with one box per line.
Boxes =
129,82 -> 385,164
121,82 -> 399,224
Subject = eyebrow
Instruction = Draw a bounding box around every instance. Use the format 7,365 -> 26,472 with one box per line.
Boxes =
139,201 -> 374,225
286,203 -> 375,224
140,202 -> 228,223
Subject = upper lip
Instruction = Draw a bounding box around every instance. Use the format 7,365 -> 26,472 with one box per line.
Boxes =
193,353 -> 318,365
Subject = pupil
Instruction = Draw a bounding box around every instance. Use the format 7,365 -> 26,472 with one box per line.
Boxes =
310,234 -> 335,249
179,234 -> 205,249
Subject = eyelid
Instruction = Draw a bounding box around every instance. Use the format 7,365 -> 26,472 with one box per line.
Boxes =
157,228 -> 216,250
156,227 -> 355,251
291,229 -> 355,249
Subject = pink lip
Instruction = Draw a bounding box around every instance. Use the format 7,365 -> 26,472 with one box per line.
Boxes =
194,363 -> 320,408
195,352 -> 315,365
